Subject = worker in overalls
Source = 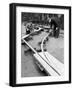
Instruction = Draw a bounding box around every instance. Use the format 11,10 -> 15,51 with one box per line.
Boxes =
26,23 -> 33,34
49,17 -> 60,38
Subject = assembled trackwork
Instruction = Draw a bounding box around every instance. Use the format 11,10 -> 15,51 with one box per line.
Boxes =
21,13 -> 64,77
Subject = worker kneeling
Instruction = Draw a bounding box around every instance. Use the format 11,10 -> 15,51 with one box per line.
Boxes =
26,23 -> 33,34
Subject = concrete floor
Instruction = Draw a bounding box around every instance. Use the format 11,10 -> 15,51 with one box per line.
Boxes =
21,23 -> 64,77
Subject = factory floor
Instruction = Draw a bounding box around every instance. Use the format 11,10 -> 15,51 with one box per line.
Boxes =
21,23 -> 64,77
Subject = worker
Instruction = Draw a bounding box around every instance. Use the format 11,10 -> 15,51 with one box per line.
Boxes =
26,23 -> 33,34
49,18 -> 60,38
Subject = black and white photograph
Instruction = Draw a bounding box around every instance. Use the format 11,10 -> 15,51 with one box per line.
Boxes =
21,13 -> 64,77
10,3 -> 71,86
